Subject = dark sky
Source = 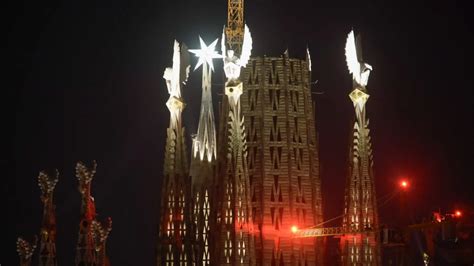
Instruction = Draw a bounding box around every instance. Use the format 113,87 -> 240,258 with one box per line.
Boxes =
7,0 -> 473,265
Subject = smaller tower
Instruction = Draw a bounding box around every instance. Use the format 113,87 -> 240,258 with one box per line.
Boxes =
16,236 -> 38,266
91,218 -> 113,266
75,161 -> 98,266
38,170 -> 59,266
188,37 -> 220,265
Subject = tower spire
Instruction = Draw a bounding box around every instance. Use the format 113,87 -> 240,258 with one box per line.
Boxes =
17,236 -> 38,266
341,29 -> 380,265
215,3 -> 255,262
75,161 -> 98,266
157,40 -> 192,265
188,37 -> 220,265
38,170 -> 59,266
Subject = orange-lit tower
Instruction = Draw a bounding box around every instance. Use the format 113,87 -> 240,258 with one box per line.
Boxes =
38,170 -> 59,266
16,236 -> 38,266
157,40 -> 192,265
75,161 -> 98,266
341,30 -> 380,265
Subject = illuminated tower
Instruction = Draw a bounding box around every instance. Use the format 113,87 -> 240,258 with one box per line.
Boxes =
38,170 -> 59,266
16,236 -> 38,266
75,161 -> 98,266
188,37 -> 220,265
239,49 -> 324,264
157,40 -> 192,265
341,30 -> 380,265
214,1 -> 256,262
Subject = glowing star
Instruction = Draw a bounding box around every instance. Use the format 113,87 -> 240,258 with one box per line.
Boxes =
189,36 -> 219,162
345,30 -> 373,89
189,37 -> 221,72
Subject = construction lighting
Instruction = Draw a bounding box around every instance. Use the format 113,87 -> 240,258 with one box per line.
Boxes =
400,180 -> 408,189
291,225 -> 299,234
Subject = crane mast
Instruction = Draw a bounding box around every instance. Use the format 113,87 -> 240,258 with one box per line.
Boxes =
226,0 -> 244,54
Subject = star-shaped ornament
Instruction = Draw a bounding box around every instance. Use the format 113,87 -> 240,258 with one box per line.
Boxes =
189,37 -> 221,72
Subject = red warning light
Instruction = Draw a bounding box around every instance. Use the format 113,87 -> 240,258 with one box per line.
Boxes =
400,180 -> 408,189
455,210 -> 462,217
291,225 -> 298,234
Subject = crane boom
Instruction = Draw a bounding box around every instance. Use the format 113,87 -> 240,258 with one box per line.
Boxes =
292,226 -> 376,238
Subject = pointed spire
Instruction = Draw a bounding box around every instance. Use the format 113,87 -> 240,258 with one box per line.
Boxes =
38,169 -> 59,266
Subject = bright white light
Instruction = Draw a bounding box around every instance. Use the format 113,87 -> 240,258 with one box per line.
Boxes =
189,37 -> 221,72
345,30 -> 372,88
221,24 -> 253,82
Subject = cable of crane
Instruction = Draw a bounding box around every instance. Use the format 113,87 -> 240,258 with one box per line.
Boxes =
303,188 -> 402,230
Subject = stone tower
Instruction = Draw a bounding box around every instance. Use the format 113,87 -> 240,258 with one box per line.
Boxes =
340,30 -> 380,265
188,37 -> 219,265
239,51 -> 324,265
156,40 -> 193,265
38,170 -> 59,266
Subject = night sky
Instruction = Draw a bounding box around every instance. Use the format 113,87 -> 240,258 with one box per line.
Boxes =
7,0 -> 473,265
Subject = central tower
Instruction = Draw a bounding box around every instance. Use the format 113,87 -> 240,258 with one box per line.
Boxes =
240,52 -> 324,264
341,30 -> 380,265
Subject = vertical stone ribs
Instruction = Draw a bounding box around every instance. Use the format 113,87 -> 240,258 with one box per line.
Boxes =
157,40 -> 192,266
239,54 -> 323,265
341,86 -> 380,265
215,79 -> 255,265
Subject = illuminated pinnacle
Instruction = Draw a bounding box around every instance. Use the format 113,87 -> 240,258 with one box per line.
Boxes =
38,169 -> 59,197
16,236 -> 38,262
189,37 -> 221,72
349,87 -> 370,111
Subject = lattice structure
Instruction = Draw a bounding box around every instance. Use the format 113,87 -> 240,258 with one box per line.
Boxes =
226,0 -> 244,55
75,161 -> 98,266
157,40 -> 192,266
239,53 -> 324,265
17,236 -> 38,266
38,170 -> 59,266
91,218 -> 112,266
341,30 -> 380,265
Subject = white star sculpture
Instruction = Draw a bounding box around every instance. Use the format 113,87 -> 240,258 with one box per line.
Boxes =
189,37 -> 221,71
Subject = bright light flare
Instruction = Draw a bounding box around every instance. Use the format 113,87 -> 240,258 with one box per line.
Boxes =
455,210 -> 462,217
291,225 -> 298,234
400,180 -> 409,189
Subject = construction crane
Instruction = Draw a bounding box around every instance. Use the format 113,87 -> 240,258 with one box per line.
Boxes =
225,0 -> 244,55
292,226 -> 376,238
